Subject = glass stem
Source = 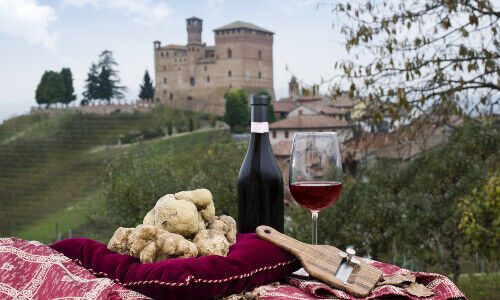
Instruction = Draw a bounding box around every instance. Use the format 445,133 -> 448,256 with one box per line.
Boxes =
311,210 -> 319,245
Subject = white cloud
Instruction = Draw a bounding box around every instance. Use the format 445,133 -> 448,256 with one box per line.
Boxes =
61,0 -> 171,26
0,0 -> 59,49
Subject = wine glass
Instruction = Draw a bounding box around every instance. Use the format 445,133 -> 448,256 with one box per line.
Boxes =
289,132 -> 342,245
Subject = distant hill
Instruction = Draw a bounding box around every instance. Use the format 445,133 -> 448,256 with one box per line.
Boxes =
0,106 -> 222,242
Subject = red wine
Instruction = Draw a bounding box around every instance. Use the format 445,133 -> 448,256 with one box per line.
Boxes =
237,95 -> 284,233
289,181 -> 342,211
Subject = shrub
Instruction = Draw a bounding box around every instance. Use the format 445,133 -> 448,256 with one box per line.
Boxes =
91,133 -> 245,230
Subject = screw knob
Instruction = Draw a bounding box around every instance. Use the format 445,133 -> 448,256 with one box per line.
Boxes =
346,248 -> 356,256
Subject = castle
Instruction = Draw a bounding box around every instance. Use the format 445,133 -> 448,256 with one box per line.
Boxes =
153,17 -> 275,103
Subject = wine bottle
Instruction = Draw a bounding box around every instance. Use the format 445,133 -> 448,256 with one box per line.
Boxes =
237,94 -> 284,233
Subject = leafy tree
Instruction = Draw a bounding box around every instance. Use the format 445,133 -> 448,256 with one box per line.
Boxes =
224,89 -> 250,133
139,70 -> 155,100
331,0 -> 499,125
257,90 -> 277,123
458,173 -> 500,259
83,63 -> 99,103
35,71 -> 65,108
60,68 -> 76,106
97,50 -> 126,100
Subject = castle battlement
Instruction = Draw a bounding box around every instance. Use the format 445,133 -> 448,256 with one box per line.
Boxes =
153,17 -> 274,103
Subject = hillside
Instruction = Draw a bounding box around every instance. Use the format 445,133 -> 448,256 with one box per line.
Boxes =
0,106 -> 223,241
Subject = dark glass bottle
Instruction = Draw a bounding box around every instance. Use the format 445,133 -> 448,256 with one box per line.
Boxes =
237,95 -> 284,233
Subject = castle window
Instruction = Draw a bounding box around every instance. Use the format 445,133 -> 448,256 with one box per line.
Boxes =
207,76 -> 210,82
258,72 -> 262,79
197,48 -> 199,52
174,52 -> 177,56
161,52 -> 164,57
204,66 -> 207,71
227,48 -> 232,58
190,77 -> 195,87
228,70 -> 232,77
285,131 -> 289,138
163,89 -> 166,94
163,65 -> 166,71
258,50 -> 262,60
238,29 -> 241,33
272,131 -> 276,138
166,52 -> 169,57
163,77 -> 167,84
187,96 -> 192,100
169,93 -> 173,100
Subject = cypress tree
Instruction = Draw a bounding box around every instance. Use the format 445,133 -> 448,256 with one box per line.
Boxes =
139,70 -> 155,100
60,68 -> 76,106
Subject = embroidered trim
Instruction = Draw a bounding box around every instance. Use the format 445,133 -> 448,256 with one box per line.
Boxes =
73,258 -> 296,288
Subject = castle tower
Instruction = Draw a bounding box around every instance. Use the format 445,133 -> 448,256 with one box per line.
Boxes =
186,17 -> 202,44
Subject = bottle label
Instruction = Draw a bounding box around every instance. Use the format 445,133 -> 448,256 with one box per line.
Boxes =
251,122 -> 269,133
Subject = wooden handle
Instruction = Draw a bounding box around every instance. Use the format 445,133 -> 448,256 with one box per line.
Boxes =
256,225 -> 307,256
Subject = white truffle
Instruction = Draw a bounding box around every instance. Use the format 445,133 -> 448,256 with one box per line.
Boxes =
155,197 -> 201,236
143,208 -> 155,226
193,229 -> 230,257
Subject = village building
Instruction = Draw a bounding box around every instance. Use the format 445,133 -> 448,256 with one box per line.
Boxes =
153,17 -> 275,105
269,114 -> 353,145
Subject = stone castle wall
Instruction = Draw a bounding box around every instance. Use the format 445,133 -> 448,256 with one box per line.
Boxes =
153,18 -> 274,104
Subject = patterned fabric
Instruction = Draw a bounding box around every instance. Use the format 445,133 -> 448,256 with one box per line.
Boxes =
0,238 -> 149,300
229,257 -> 466,300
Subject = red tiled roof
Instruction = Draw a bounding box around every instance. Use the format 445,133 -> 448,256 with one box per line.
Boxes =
331,95 -> 361,108
301,102 -> 346,115
214,21 -> 273,33
274,102 -> 297,112
269,114 -> 351,130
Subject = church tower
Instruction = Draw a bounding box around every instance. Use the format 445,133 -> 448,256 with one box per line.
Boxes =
289,76 -> 298,100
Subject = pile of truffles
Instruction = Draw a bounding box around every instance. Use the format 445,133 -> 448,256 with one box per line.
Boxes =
108,189 -> 236,263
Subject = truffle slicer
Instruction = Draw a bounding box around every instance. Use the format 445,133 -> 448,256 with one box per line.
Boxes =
256,225 -> 382,297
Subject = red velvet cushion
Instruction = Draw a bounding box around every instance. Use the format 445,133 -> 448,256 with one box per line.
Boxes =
50,233 -> 299,299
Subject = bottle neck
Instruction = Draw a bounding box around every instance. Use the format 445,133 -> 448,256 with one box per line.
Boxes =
251,104 -> 268,134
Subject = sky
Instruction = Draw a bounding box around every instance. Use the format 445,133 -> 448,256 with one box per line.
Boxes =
0,0 -> 346,123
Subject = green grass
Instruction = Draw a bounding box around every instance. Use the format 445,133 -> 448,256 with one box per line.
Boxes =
0,107 -> 216,239
457,272 -> 500,299
14,199 -> 87,243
